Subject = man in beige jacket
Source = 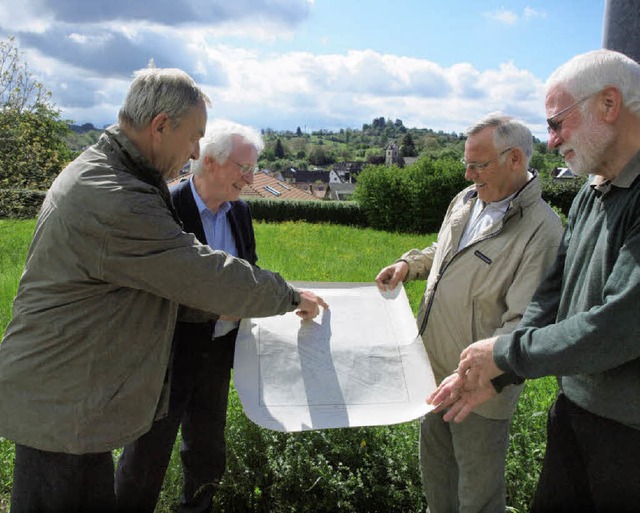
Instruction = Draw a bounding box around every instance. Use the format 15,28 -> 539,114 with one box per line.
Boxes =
376,114 -> 563,513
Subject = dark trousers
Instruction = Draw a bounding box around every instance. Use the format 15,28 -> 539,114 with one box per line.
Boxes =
532,392 -> 640,513
10,444 -> 115,513
115,327 -> 236,513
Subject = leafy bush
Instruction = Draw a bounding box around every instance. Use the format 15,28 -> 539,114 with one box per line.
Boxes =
246,198 -> 368,228
0,109 -> 72,191
355,160 -> 584,233
0,37 -> 72,192
539,175 -> 586,216
354,157 -> 468,233
0,189 -> 45,219
548,204 -> 567,227
213,388 -> 426,513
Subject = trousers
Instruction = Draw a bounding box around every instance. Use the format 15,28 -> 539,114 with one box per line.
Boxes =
532,392 -> 640,513
419,410 -> 510,513
11,444 -> 115,512
115,327 -> 236,513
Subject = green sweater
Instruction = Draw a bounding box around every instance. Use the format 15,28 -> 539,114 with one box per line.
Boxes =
494,150 -> 640,430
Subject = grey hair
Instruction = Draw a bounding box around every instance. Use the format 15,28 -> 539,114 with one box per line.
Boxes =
466,113 -> 534,167
546,49 -> 640,117
190,119 -> 265,176
118,68 -> 211,130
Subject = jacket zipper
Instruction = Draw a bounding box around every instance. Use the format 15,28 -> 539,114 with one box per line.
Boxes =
418,229 -> 503,336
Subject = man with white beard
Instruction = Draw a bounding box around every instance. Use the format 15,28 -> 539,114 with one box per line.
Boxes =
428,48 -> 640,513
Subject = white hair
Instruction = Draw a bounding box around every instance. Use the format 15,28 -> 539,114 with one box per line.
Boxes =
190,120 -> 264,176
546,49 -> 640,116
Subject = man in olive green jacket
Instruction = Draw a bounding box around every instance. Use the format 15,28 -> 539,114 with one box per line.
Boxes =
0,67 -> 326,512
376,115 -> 563,513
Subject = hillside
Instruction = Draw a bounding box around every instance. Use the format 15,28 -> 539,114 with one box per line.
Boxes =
65,123 -> 104,153
63,117 -> 564,173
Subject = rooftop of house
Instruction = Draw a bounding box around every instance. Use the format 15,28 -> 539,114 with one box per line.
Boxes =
242,171 -> 320,200
167,171 -> 320,201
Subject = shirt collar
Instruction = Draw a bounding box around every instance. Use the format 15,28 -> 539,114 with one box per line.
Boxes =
189,175 -> 231,216
471,170 -> 534,214
590,149 -> 640,193
482,193 -> 513,215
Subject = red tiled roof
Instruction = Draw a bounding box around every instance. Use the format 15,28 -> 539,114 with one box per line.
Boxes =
242,171 -> 320,201
167,171 -> 320,201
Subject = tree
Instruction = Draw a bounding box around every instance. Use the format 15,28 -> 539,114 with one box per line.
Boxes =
529,152 -> 547,173
274,138 -> 285,159
309,145 -> 336,166
0,37 -> 71,191
400,133 -> 417,157
0,37 -> 48,112
372,117 -> 386,130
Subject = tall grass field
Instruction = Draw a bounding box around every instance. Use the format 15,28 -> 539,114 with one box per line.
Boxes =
0,219 -> 557,512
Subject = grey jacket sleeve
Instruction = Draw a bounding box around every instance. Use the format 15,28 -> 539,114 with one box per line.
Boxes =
97,189 -> 299,319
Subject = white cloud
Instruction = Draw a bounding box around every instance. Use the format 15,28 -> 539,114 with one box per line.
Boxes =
484,6 -> 547,25
39,41 -> 547,136
484,9 -> 519,25
0,5 -> 550,138
524,7 -> 546,19
0,1 -> 52,32
195,47 -> 546,136
22,35 -> 545,136
6,0 -> 311,27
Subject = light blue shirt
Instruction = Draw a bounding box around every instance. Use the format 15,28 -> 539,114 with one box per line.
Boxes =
189,176 -> 239,337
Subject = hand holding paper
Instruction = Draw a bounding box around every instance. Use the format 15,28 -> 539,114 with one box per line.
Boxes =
296,290 -> 329,320
375,261 -> 409,292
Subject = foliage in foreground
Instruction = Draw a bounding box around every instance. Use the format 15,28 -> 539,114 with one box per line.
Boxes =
218,404 -> 424,512
0,37 -> 71,192
0,220 -> 556,513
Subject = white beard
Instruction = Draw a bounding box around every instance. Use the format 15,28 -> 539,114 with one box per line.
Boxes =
560,111 -> 615,177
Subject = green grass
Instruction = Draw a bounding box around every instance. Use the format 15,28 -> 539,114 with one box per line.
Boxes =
506,377 -> 557,512
0,219 -> 36,509
252,221 -> 431,311
0,219 -> 36,333
0,219 -> 555,512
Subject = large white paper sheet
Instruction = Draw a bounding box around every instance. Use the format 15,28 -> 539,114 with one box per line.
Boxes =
233,282 -> 436,432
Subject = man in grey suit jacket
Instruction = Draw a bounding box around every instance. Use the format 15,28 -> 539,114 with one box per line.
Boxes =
116,120 -> 265,512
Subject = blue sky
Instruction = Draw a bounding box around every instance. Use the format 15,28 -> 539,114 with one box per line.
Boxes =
0,0 -> 606,139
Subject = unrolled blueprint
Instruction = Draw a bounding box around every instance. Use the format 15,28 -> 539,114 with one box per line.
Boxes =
233,282 -> 436,432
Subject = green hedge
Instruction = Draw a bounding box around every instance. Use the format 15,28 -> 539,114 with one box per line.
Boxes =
539,174 -> 587,216
354,158 -> 468,234
354,159 -> 586,233
0,188 -> 46,219
245,198 -> 368,228
0,173 -> 585,229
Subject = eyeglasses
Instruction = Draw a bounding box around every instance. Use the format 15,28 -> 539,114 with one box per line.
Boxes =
461,147 -> 513,172
546,95 -> 592,134
231,160 -> 258,176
